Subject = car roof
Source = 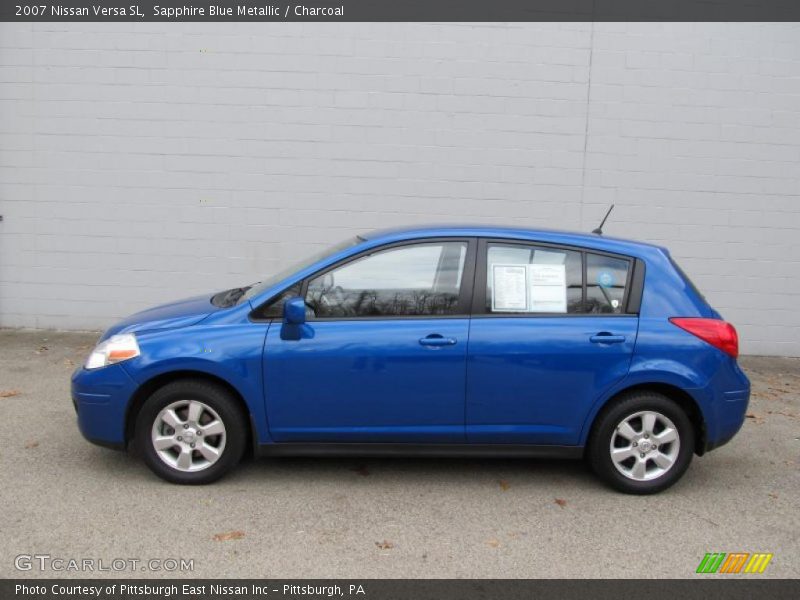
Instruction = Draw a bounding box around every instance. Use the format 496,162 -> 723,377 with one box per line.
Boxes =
361,224 -> 667,257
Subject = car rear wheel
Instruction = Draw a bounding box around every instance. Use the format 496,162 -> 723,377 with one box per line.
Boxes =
588,391 -> 695,494
135,380 -> 247,484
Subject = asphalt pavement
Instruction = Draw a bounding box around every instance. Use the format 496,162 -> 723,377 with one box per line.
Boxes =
1,329 -> 798,578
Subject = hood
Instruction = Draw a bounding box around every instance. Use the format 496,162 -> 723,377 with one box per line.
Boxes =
101,294 -> 220,340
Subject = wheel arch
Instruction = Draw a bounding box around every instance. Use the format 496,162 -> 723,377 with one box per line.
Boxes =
584,382 -> 707,456
124,370 -> 257,456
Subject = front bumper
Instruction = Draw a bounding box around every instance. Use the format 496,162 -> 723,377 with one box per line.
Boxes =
71,364 -> 138,449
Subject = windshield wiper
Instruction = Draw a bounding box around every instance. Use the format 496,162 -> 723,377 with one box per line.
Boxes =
211,286 -> 252,308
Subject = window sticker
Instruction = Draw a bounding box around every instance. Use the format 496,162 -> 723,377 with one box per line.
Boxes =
529,263 -> 567,313
491,265 -> 528,312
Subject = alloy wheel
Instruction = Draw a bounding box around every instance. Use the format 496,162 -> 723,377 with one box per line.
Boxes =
151,400 -> 227,472
609,410 -> 681,481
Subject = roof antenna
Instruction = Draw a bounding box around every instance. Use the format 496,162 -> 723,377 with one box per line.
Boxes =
592,204 -> 615,235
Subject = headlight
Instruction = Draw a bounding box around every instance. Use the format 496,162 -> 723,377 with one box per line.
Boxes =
85,333 -> 140,370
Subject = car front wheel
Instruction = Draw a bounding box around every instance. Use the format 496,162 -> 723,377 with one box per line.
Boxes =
588,391 -> 695,494
135,380 -> 247,484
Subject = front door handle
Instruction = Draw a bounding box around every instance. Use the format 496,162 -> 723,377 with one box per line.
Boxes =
590,333 -> 626,344
419,334 -> 457,347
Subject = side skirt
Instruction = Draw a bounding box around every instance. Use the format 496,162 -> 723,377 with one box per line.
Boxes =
255,443 -> 584,459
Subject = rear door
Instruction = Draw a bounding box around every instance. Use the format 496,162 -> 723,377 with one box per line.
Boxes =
466,239 -> 639,445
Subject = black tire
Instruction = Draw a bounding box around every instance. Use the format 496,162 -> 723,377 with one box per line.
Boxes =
135,380 -> 248,484
587,391 -> 695,494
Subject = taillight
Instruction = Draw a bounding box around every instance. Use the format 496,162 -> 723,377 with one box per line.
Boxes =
669,318 -> 739,359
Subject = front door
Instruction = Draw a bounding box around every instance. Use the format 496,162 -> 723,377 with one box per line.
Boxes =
466,240 -> 638,445
264,239 -> 475,443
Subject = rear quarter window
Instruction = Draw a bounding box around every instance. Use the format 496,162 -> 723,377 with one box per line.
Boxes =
669,257 -> 705,300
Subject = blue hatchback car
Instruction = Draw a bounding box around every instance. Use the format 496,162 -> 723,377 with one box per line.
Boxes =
72,226 -> 750,493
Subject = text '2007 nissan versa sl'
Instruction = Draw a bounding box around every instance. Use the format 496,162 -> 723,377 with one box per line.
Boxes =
72,224 -> 750,494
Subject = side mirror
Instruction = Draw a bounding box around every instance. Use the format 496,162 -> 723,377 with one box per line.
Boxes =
283,296 -> 307,325
281,297 -> 314,341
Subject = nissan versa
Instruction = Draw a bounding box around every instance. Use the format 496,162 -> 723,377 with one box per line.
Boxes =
71,226 -> 750,493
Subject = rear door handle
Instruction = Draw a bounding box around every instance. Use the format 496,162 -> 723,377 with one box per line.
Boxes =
419,334 -> 457,347
590,333 -> 626,344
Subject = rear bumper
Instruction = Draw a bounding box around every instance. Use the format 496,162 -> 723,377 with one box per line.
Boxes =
71,364 -> 138,449
697,360 -> 751,453
703,387 -> 750,452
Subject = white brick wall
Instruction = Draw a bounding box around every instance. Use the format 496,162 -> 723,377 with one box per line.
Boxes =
1,23 -> 799,355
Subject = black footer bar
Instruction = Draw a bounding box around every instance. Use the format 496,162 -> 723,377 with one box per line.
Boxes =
4,579 -> 800,600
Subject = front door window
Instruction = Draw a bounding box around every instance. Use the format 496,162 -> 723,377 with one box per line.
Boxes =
306,242 -> 468,318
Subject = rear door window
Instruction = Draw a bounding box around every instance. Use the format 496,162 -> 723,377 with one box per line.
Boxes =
483,242 -> 633,315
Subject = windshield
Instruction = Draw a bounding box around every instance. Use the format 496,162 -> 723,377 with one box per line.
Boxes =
238,236 -> 362,304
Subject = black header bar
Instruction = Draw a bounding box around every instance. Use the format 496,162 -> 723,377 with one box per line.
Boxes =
2,0 -> 800,22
